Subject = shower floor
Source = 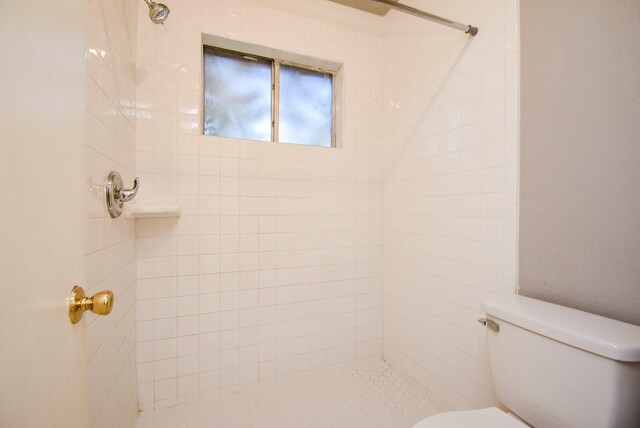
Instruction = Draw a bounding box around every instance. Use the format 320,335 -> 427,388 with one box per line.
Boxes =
135,359 -> 440,428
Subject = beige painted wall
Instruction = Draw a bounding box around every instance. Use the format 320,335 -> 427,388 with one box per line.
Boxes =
519,0 -> 640,325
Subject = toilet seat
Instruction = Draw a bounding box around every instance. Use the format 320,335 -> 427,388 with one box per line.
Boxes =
412,407 -> 527,428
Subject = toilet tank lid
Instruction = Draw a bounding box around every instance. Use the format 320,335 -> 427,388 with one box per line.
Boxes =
482,295 -> 640,362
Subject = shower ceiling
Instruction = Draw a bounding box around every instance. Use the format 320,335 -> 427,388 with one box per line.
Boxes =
328,0 -> 399,16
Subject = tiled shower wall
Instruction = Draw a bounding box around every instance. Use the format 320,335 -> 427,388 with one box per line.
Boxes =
133,0 -> 385,409
84,0 -> 139,426
382,0 -> 519,411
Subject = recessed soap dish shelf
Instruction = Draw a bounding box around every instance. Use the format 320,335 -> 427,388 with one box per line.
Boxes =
123,204 -> 181,219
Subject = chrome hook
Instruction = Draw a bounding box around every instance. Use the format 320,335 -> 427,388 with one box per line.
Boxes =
105,171 -> 140,218
118,177 -> 140,202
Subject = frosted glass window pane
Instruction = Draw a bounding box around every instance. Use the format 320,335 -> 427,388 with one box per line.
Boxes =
279,65 -> 333,147
203,49 -> 272,141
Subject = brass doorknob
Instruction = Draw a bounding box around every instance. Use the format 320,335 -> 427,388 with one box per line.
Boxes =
68,286 -> 114,324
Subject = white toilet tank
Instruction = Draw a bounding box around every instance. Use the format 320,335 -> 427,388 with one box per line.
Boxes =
482,295 -> 640,428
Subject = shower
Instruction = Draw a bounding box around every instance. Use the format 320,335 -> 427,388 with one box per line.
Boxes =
143,0 -> 170,24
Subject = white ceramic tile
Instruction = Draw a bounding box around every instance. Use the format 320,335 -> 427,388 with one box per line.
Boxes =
381,0 -> 518,411
136,360 -> 440,428
134,0 -> 517,415
85,0 -> 139,426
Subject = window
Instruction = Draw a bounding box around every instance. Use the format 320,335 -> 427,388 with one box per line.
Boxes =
203,46 -> 336,148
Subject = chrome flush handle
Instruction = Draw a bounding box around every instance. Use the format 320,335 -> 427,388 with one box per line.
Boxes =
105,171 -> 140,218
478,318 -> 500,332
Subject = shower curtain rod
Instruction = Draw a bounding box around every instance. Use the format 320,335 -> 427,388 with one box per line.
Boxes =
368,0 -> 478,36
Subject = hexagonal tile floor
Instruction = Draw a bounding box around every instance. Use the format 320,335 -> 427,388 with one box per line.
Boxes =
135,359 -> 440,428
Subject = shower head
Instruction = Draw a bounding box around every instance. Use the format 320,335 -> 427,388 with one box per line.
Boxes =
143,0 -> 170,24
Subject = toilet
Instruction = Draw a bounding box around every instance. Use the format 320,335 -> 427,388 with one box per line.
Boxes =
413,294 -> 640,428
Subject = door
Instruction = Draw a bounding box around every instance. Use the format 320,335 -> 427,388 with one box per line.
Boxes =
0,1 -> 89,427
